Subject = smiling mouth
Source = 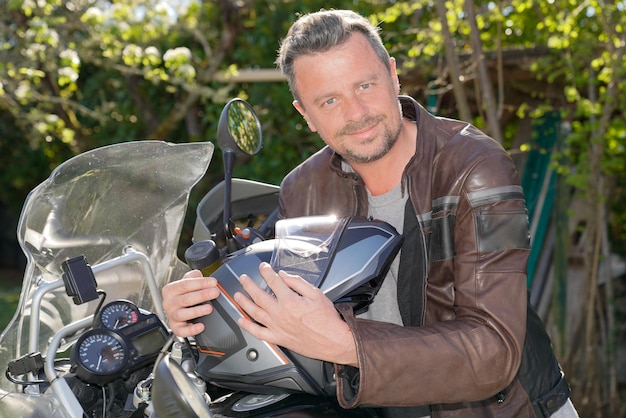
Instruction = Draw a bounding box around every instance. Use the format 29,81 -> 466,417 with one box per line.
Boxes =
340,116 -> 382,137
351,124 -> 377,137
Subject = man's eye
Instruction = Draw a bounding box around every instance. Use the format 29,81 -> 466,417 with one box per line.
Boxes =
324,98 -> 336,106
360,83 -> 370,90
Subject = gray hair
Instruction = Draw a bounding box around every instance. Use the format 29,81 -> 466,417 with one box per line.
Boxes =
276,9 -> 390,100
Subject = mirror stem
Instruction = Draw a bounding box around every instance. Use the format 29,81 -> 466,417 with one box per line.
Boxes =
222,149 -> 238,253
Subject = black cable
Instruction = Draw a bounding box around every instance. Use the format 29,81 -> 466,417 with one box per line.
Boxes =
4,368 -> 47,386
91,290 -> 107,327
183,337 -> 199,369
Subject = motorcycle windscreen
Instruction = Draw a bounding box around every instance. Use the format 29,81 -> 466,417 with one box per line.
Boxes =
0,141 -> 213,410
270,216 -> 403,305
268,215 -> 347,289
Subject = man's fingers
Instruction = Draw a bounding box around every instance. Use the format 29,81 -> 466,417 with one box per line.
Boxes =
169,320 -> 206,339
183,269 -> 203,279
164,274 -> 217,295
161,272 -> 221,339
180,286 -> 219,309
167,302 -> 213,324
237,315 -> 274,343
277,270 -> 318,297
239,270 -> 279,305
235,275 -> 273,325
258,262 -> 292,298
162,276 -> 219,311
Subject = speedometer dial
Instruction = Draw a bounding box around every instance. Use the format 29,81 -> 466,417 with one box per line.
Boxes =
99,300 -> 139,330
76,330 -> 127,375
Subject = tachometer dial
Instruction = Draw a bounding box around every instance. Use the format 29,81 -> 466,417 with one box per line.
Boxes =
76,330 -> 127,375
99,300 -> 139,330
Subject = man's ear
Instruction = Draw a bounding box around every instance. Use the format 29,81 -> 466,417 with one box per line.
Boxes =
293,100 -> 317,132
389,57 -> 400,94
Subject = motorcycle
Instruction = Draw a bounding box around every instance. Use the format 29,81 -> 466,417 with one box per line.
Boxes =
0,99 -> 402,417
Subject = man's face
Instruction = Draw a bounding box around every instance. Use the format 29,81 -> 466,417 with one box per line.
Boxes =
292,33 -> 402,165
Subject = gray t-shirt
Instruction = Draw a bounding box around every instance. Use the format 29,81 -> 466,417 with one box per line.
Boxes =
342,165 -> 430,417
361,182 -> 432,418
357,182 -> 406,325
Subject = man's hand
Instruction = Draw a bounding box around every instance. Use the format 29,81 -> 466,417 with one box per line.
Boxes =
161,269 -> 220,337
234,262 -> 358,366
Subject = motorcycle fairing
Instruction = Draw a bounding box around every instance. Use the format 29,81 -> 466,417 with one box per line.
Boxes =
194,216 -> 403,396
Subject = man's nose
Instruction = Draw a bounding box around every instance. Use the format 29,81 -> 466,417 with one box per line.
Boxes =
344,95 -> 368,121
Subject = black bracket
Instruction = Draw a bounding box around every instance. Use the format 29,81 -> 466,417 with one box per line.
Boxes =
61,255 -> 99,305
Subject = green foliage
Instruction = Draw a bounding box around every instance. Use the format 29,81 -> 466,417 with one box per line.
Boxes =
382,0 -> 626,258
0,0 -> 625,262
0,284 -> 21,332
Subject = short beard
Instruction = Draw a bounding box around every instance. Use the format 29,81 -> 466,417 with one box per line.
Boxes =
340,116 -> 403,164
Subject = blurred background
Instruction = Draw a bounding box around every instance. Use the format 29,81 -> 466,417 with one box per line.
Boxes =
0,1 -> 624,416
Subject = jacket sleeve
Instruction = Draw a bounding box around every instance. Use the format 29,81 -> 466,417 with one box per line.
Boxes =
278,146 -> 365,219
335,148 -> 529,408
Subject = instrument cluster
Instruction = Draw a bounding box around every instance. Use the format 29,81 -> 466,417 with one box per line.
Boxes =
70,300 -> 170,385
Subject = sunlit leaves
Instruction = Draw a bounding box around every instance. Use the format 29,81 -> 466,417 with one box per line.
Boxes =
122,44 -> 143,67
0,0 -> 625,258
80,7 -> 104,25
163,47 -> 196,82
375,0 -> 626,255
375,0 -> 424,24
57,48 -> 79,94
564,86 -> 580,103
23,17 -> 59,46
0,0 -> 222,150
19,0 -> 63,17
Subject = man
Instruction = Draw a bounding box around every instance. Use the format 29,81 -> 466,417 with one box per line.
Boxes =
162,9 -> 578,417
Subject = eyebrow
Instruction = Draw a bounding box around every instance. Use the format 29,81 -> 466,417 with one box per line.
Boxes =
310,74 -> 381,107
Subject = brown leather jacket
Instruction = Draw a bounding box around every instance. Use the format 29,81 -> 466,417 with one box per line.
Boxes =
278,96 -> 568,417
